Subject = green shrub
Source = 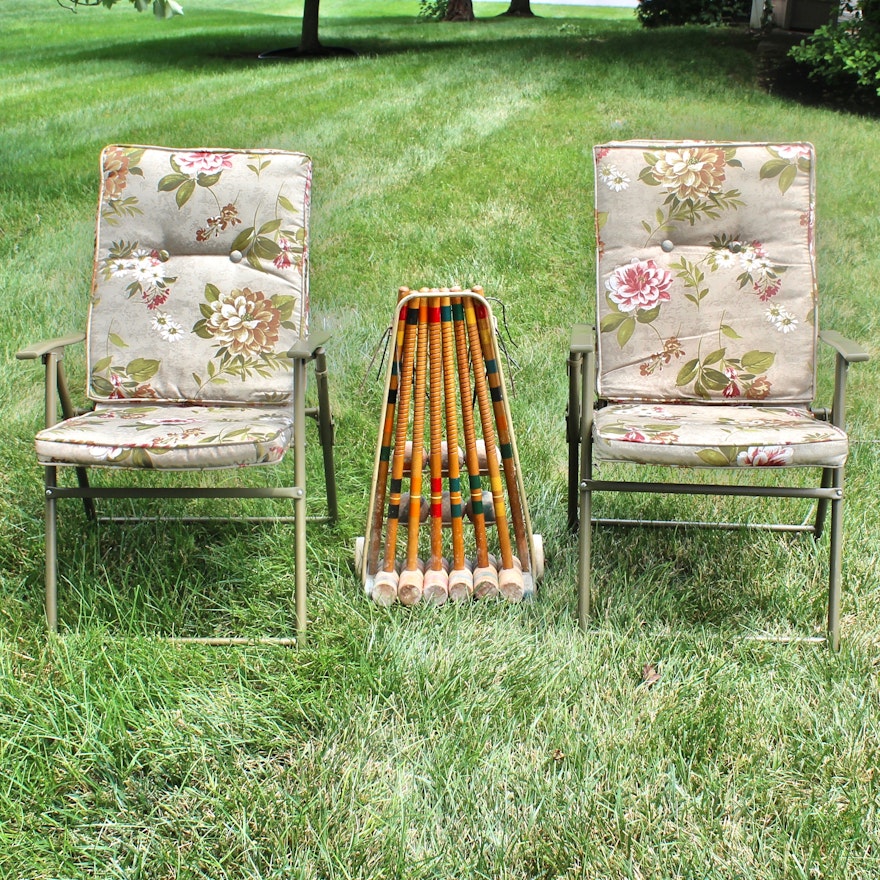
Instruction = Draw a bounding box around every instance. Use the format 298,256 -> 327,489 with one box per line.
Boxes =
788,3 -> 880,107
418,0 -> 449,20
636,0 -> 751,27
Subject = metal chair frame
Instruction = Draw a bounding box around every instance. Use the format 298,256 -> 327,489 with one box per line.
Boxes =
567,324 -> 868,650
17,331 -> 337,646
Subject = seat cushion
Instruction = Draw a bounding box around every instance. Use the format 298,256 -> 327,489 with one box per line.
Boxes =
35,404 -> 293,470
593,403 -> 848,468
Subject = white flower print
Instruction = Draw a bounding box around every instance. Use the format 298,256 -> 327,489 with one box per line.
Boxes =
707,247 -> 737,270
599,164 -> 630,192
765,305 -> 797,333
776,312 -> 798,334
151,311 -> 183,342
88,445 -> 124,461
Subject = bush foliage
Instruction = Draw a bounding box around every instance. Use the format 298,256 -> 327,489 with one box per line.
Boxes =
788,1 -> 880,109
636,0 -> 751,27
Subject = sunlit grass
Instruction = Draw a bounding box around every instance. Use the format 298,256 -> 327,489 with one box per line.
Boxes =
1,1 -> 879,876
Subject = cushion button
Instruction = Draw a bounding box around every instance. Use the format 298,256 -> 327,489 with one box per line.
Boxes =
661,239 -> 674,253
230,249 -> 243,263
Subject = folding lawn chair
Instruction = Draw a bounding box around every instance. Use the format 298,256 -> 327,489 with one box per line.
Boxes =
567,141 -> 868,647
17,145 -> 337,645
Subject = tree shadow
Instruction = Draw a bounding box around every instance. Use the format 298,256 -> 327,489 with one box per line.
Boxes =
48,13 -> 754,74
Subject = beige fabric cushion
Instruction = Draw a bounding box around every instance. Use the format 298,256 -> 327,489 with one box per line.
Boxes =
593,403 -> 847,468
35,404 -> 293,470
594,142 -> 817,405
89,146 -> 311,406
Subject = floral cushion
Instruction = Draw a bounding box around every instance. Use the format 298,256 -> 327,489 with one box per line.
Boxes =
35,404 -> 293,470
593,403 -> 848,468
594,141 -> 817,404
89,146 -> 311,406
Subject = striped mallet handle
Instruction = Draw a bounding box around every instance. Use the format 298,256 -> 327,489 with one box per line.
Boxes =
452,294 -> 498,599
441,294 -> 473,601
473,290 -> 530,576
424,295 -> 449,604
399,296 -> 430,605
367,289 -> 409,579
463,295 -> 524,600
373,294 -> 420,605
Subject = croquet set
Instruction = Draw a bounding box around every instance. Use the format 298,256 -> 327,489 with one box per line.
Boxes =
355,286 -> 544,606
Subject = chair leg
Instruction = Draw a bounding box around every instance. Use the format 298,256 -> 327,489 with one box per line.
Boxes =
566,352 -> 582,533
313,349 -> 338,524
293,358 -> 308,648
578,483 -> 592,629
814,466 -> 833,539
576,351 -> 594,630
44,466 -> 58,633
827,468 -> 844,651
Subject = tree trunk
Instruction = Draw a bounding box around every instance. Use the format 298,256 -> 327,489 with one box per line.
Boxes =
300,0 -> 322,53
444,0 -> 475,22
500,0 -> 534,16
260,0 -> 354,59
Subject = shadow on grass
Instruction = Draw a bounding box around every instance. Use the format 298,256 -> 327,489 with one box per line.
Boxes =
39,13 -> 754,73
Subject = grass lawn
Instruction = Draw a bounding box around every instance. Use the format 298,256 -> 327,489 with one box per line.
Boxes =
1,0 -> 879,876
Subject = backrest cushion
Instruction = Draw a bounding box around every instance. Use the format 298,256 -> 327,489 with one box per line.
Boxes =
88,145 -> 311,405
594,141 -> 817,404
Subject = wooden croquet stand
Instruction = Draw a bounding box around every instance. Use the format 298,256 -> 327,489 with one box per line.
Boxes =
355,287 -> 544,606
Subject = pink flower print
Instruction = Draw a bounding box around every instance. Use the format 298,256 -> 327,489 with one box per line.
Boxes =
722,368 -> 741,399
737,445 -> 793,467
108,373 -> 126,399
141,287 -> 170,310
774,144 -> 811,162
606,259 -> 673,313
739,241 -> 782,301
174,151 -> 234,176
273,236 -> 301,271
622,429 -> 647,442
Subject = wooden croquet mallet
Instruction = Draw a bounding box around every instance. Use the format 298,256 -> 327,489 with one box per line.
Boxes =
398,296 -> 431,606
423,295 -> 450,605
366,289 -> 409,586
440,293 -> 473,601
473,289 -> 531,588
463,294 -> 525,601
372,294 -> 419,606
452,294 -> 499,599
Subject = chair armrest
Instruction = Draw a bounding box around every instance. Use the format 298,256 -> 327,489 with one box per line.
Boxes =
570,324 -> 596,354
287,330 -> 331,360
16,333 -> 85,361
819,330 -> 870,364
